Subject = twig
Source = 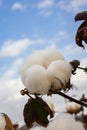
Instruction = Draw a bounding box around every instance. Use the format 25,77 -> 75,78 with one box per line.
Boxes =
20,88 -> 34,99
78,66 -> 86,70
77,66 -> 87,73
51,91 -> 87,108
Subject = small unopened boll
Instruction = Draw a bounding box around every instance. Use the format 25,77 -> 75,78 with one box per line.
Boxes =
66,101 -> 82,114
22,65 -> 51,94
47,102 -> 54,112
21,48 -> 65,82
47,60 -> 72,91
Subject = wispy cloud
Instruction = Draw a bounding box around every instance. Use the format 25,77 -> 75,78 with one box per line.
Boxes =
12,2 -> 26,11
0,58 -> 23,78
0,38 -> 45,57
37,0 -> 54,16
0,57 -> 26,125
57,0 -> 87,12
48,31 -> 69,45
39,10 -> 53,16
37,0 -> 54,9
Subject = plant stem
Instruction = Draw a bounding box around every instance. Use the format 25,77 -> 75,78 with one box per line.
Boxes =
78,66 -> 87,71
52,91 -> 87,107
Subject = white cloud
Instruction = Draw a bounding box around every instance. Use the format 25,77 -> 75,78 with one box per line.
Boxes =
48,31 -> 69,45
0,76 -> 26,125
12,2 -> 26,11
0,58 -> 23,78
39,10 -> 53,16
37,0 -> 54,16
0,57 -> 27,125
58,43 -> 87,61
37,0 -> 54,9
57,0 -> 87,12
0,38 -> 45,57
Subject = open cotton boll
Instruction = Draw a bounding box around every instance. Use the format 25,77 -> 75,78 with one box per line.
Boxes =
23,65 -> 51,95
47,60 -> 72,91
0,113 -> 6,130
43,113 -> 84,130
40,48 -> 65,68
66,101 -> 82,114
21,50 -> 45,84
21,48 -> 65,83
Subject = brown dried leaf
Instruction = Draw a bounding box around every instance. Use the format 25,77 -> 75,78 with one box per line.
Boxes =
75,27 -> 87,49
75,11 -> 87,21
23,96 -> 54,129
23,98 -> 35,129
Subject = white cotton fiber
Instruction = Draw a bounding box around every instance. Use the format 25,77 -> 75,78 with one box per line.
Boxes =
47,60 -> 72,91
23,65 -> 51,94
66,101 -> 81,114
44,113 -> 85,130
21,48 -> 65,83
0,113 -> 6,130
40,48 -> 65,68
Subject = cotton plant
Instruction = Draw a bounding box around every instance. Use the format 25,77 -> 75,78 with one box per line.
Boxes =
20,10 -> 87,129
0,113 -> 18,130
20,48 -> 72,128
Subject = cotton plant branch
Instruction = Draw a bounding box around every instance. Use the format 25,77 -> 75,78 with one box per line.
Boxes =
77,66 -> 87,73
21,88 -> 87,108
50,91 -> 87,108
80,94 -> 87,102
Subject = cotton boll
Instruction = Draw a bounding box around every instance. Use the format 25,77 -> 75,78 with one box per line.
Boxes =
21,51 -> 45,84
0,113 -> 6,130
47,60 -> 72,91
21,48 -> 65,83
23,65 -> 51,95
41,48 -> 65,68
66,101 -> 82,114
43,113 -> 84,130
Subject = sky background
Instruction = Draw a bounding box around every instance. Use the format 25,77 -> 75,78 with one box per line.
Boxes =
0,0 -> 87,128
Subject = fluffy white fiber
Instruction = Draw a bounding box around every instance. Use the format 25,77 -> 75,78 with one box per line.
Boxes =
66,101 -> 81,113
21,48 -> 65,82
0,113 -> 6,130
23,65 -> 51,94
43,113 -> 85,130
47,60 -> 72,91
21,48 -> 72,94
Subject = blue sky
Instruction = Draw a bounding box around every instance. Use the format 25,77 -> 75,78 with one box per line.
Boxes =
0,0 -> 87,127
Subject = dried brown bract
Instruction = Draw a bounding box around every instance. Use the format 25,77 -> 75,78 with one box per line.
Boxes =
23,96 -> 54,129
70,60 -> 80,74
75,11 -> 87,48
